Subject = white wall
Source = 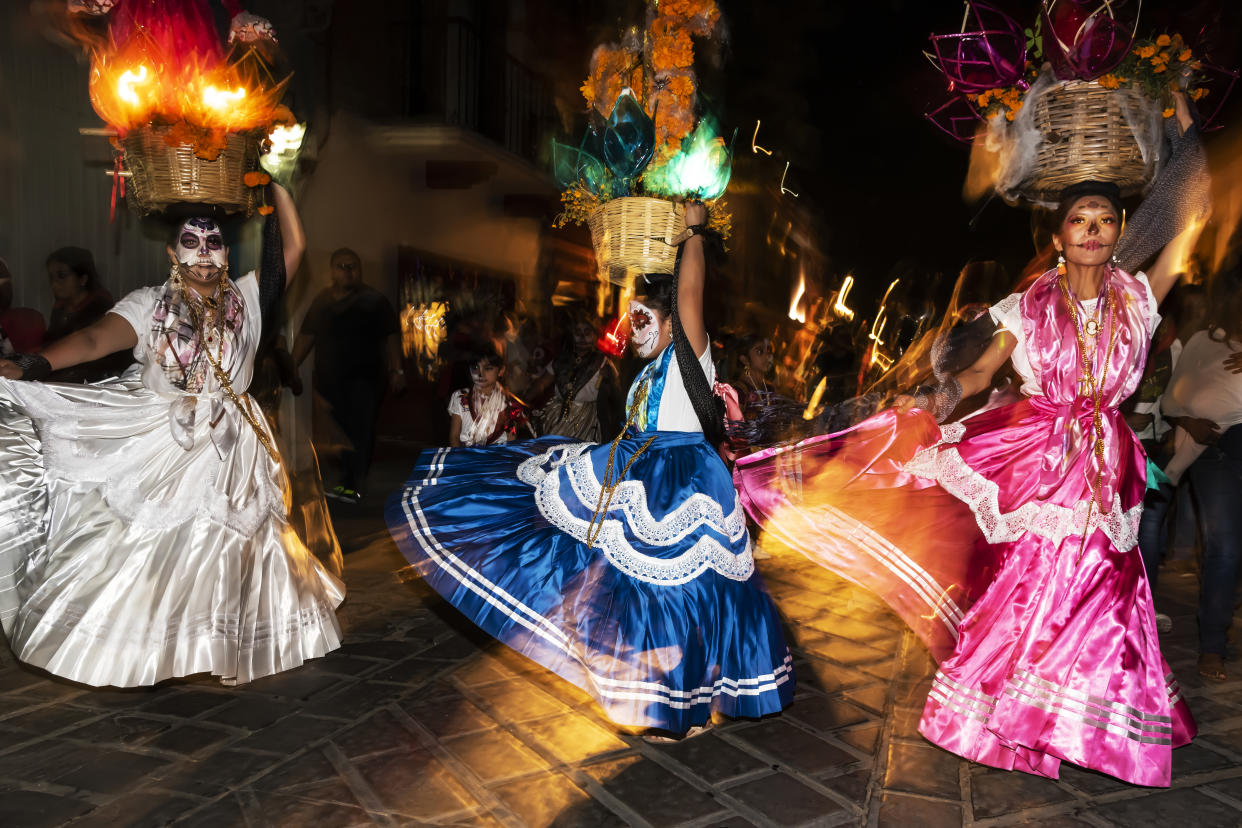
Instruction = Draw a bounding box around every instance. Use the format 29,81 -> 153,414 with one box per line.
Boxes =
294,112 -> 547,313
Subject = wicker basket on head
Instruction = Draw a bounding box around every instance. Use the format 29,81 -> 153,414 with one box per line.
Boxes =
587,197 -> 685,285
1021,80 -> 1157,203
121,125 -> 261,216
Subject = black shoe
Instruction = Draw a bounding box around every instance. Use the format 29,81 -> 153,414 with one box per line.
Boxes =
326,485 -> 362,504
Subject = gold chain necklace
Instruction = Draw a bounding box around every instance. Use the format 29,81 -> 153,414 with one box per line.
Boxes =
184,284 -> 281,465
1057,274 -> 1120,561
585,377 -> 657,547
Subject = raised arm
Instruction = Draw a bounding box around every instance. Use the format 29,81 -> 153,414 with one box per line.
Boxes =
676,201 -> 709,358
272,183 -> 305,283
0,312 -> 137,380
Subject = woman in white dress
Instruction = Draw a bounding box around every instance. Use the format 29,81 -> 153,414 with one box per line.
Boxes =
0,185 -> 344,687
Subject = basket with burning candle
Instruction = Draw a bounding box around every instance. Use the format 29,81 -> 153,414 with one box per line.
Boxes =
80,0 -> 292,215
555,0 -> 732,285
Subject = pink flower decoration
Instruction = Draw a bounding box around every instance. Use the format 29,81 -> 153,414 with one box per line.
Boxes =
928,1 -> 1026,94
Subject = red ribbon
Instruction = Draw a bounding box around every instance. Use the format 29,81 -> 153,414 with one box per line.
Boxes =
109,153 -> 126,223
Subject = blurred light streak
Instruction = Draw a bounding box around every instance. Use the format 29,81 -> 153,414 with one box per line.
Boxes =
751,120 -> 773,155
832,275 -> 856,321
780,161 -> 799,197
597,314 -> 628,358
803,377 -> 827,420
788,269 -> 807,323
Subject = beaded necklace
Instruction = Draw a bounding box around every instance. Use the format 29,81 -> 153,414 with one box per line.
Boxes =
1057,271 -> 1120,560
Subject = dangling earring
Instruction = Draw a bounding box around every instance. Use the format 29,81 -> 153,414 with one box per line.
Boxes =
169,261 -> 184,292
1056,251 -> 1067,276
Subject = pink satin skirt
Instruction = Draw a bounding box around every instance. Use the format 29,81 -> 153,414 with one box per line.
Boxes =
734,404 -> 1195,787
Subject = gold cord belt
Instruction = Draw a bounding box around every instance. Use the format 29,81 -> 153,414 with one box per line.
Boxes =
584,378 -> 656,546
1058,276 -> 1120,561
188,297 -> 281,465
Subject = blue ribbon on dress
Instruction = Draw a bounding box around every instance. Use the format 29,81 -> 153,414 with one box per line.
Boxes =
626,346 -> 673,434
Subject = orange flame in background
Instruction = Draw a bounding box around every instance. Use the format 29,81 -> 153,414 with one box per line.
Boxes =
787,269 -> 807,323
88,26 -> 288,134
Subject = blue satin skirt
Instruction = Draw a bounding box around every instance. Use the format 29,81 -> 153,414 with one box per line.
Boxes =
386,432 -> 793,732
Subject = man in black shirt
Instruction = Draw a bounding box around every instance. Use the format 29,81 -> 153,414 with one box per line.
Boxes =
293,248 -> 405,502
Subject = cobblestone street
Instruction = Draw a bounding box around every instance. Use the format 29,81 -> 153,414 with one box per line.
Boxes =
3,447 -> 1242,827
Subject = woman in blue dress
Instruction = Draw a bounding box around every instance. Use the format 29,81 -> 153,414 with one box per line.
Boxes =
386,202 -> 793,735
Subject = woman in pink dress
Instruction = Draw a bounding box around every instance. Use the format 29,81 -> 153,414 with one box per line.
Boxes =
735,96 -> 1205,786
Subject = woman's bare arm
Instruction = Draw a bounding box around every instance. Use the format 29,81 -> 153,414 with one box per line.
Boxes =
0,313 -> 137,379
677,202 -> 709,358
272,183 -> 305,284
895,329 -> 1017,413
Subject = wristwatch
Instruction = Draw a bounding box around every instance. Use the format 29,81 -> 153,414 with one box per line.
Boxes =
674,224 -> 713,245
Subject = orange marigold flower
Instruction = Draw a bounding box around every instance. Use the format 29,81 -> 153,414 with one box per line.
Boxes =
1178,49 -> 1192,61
1154,64 -> 1168,73
976,92 -> 990,107
1136,44 -> 1157,59
652,32 -> 694,69
1156,34 -> 1171,47
1191,87 -> 1210,100
1153,52 -> 1169,64
667,75 -> 695,98
242,171 -> 262,187
257,205 -> 274,216
1005,110 -> 1017,121
1162,107 -> 1176,118
1098,74 -> 1119,89
987,110 -> 1001,120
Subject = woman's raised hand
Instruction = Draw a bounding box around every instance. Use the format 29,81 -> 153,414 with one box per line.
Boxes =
684,200 -> 708,227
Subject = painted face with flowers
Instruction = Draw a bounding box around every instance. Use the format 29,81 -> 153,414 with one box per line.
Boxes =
627,298 -> 672,359
166,217 -> 229,297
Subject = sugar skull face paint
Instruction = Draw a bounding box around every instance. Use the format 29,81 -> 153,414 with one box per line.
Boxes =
628,299 -> 662,358
175,218 -> 227,269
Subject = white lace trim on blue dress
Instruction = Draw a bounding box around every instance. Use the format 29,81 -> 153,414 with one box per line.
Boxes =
400,447 -> 790,708
518,442 -> 754,584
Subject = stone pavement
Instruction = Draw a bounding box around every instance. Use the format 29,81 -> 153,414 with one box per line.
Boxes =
3,447 -> 1242,827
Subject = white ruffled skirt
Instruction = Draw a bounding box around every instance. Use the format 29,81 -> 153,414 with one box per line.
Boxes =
0,373 -> 345,687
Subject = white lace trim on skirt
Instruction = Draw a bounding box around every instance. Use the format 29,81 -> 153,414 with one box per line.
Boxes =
903,425 -> 1141,552
518,442 -> 754,584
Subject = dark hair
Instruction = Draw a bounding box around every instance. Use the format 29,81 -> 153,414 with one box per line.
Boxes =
635,261 -> 725,447
1052,180 -> 1124,229
330,247 -> 361,264
633,273 -> 674,318
46,246 -> 101,292
470,343 -> 505,370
